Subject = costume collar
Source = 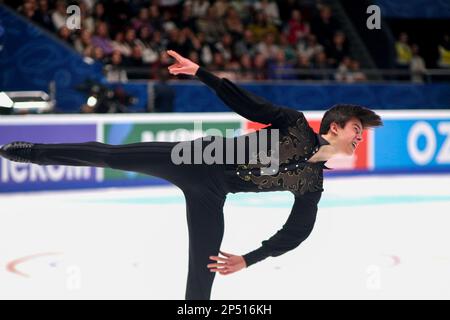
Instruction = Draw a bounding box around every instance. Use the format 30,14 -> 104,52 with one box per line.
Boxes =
316,134 -> 332,170
317,134 -> 330,146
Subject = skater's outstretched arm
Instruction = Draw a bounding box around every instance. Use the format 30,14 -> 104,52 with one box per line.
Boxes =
243,192 -> 321,267
167,50 -> 301,127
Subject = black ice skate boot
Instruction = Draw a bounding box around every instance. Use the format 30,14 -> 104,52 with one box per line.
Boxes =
0,142 -> 36,163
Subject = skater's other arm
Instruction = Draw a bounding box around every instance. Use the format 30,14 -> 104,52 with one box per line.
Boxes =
243,193 -> 320,267
167,50 -> 301,127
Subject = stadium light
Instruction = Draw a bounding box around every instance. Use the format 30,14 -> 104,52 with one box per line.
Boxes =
0,91 -> 14,109
0,91 -> 54,114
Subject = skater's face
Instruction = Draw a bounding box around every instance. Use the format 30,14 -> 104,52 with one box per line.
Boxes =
332,117 -> 363,155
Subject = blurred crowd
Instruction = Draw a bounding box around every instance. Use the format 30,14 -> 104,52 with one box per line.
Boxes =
15,0 -> 368,82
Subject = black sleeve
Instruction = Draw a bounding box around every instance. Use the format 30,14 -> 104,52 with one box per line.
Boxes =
243,192 -> 322,267
195,67 -> 301,127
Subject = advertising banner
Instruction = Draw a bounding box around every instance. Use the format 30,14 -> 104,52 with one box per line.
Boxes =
374,118 -> 450,172
0,124 -> 98,192
102,120 -> 242,182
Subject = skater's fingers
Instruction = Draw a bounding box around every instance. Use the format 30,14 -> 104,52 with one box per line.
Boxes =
168,68 -> 181,75
168,63 -> 182,70
207,263 -> 226,268
209,255 -> 227,262
219,270 -> 233,276
168,67 -> 190,75
173,67 -> 191,73
210,267 -> 228,273
167,50 -> 184,62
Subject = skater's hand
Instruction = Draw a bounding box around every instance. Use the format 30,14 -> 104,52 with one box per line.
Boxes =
167,50 -> 199,76
207,250 -> 247,276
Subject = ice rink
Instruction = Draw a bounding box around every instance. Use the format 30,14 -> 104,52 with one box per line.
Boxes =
1,174 -> 450,300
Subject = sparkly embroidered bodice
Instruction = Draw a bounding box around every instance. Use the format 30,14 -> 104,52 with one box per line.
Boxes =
231,115 -> 328,196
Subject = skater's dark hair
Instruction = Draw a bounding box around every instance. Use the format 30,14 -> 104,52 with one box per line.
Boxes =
319,104 -> 383,134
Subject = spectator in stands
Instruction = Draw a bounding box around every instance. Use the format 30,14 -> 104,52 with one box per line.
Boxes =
124,45 -> 147,79
256,32 -> 280,60
234,29 -> 257,58
188,50 -> 200,65
211,0 -> 229,19
192,32 -> 214,66
132,8 -> 152,33
79,1 -> 95,33
105,0 -> 131,33
34,0 -> 54,31
311,4 -> 339,48
276,0 -> 304,22
148,4 -> 163,32
295,53 -> 314,80
92,2 -> 107,23
348,60 -> 367,82
239,53 -> 254,80
335,56 -> 352,82
127,45 -> 145,67
297,34 -> 323,62
214,33 -> 234,63
279,33 -> 297,64
326,31 -> 349,68
19,0 -> 37,21
224,6 -> 245,41
91,21 -> 114,56
167,27 -> 194,58
74,29 -> 92,55
159,0 -> 183,11
58,26 -> 74,46
335,57 -> 366,83
196,6 -> 226,42
395,32 -> 412,68
312,51 -> 331,80
253,0 -> 281,26
51,0 -> 67,31
267,49 -> 296,80
136,27 -> 159,65
149,50 -> 172,79
189,0 -> 210,18
253,52 -> 268,80
111,31 -> 131,57
220,59 -> 241,80
178,4 -> 197,33
284,9 -> 310,46
105,50 -> 128,82
210,51 -> 226,72
151,30 -> 168,56
410,44 -> 426,83
437,34 -> 450,68
248,10 -> 278,42
124,28 -> 138,53
92,46 -> 106,63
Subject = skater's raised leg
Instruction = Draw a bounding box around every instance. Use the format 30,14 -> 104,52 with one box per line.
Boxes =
0,141 -> 187,186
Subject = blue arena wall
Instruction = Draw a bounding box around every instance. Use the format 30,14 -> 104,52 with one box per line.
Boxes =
170,82 -> 450,112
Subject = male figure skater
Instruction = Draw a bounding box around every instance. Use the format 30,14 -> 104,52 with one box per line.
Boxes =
0,50 -> 382,300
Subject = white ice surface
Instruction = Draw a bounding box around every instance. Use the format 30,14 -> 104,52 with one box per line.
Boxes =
1,174 -> 450,300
